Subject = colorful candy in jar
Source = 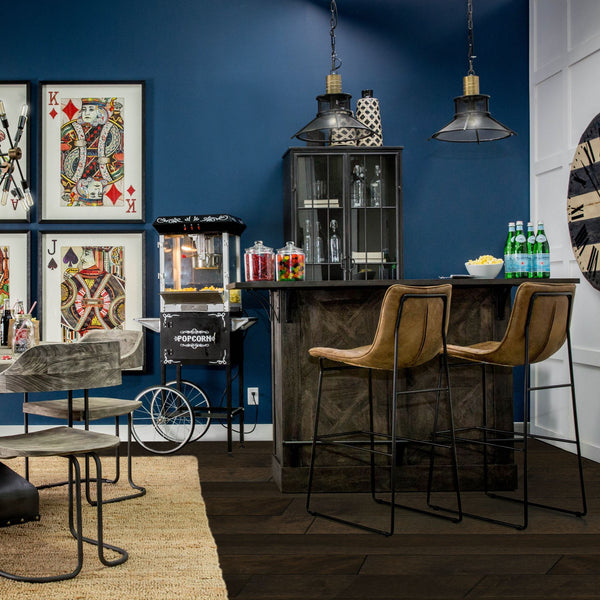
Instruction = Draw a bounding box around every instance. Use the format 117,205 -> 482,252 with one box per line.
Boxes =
244,241 -> 274,281
276,241 -> 305,281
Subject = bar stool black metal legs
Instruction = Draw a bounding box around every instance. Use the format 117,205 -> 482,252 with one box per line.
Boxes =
306,285 -> 462,536
432,283 -> 586,530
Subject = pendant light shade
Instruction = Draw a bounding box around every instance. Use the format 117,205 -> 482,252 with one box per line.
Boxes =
292,1 -> 375,145
293,75 -> 374,144
431,1 -> 515,143
431,75 -> 515,143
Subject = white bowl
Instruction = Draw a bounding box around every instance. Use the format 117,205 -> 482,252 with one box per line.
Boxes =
465,261 -> 503,278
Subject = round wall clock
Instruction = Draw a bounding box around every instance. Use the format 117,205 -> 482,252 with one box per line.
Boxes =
568,112 -> 600,290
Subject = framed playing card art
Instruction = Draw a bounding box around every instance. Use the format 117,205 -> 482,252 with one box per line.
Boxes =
0,82 -> 31,222
39,231 -> 145,343
0,231 -> 30,308
39,81 -> 145,223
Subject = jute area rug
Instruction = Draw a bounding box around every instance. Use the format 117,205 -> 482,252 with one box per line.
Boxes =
0,455 -> 228,599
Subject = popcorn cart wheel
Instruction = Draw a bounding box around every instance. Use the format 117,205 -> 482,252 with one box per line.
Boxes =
163,379 -> 211,442
131,385 -> 195,455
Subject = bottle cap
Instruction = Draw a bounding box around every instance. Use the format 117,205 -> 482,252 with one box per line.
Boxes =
361,90 -> 373,98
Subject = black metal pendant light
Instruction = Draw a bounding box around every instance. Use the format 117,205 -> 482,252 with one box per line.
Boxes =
292,0 -> 375,145
431,0 -> 515,143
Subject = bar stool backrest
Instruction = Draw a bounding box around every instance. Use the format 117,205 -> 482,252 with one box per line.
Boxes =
493,282 -> 575,366
78,329 -> 144,371
0,341 -> 121,394
367,284 -> 452,370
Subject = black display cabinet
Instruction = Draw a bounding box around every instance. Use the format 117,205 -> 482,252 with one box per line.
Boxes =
283,146 -> 403,281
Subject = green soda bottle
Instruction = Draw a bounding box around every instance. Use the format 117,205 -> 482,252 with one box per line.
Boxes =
526,221 -> 535,278
533,220 -> 550,278
503,222 -> 516,279
513,220 -> 528,278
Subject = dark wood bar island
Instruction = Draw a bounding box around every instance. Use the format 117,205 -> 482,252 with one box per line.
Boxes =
229,279 -> 577,493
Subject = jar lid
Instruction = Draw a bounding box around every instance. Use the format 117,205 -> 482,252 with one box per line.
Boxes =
277,241 -> 303,254
245,240 -> 273,254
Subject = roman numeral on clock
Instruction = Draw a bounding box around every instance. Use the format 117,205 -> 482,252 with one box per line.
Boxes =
574,223 -> 589,257
587,245 -> 599,277
569,203 -> 585,220
587,140 -> 597,163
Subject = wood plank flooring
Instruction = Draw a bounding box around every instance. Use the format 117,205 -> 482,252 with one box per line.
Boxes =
136,440 -> 600,600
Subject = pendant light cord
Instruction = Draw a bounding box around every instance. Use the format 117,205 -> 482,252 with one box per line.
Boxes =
330,0 -> 342,74
467,0 -> 476,75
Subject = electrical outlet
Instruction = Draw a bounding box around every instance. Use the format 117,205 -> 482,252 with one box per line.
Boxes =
247,387 -> 259,406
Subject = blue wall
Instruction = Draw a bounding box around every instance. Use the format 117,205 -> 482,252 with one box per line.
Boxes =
0,0 -> 529,425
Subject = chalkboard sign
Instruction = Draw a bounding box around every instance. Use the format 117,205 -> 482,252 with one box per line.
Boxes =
160,312 -> 231,365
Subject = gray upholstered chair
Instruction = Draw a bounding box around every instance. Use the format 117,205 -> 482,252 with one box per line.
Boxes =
22,330 -> 146,503
0,341 -> 128,582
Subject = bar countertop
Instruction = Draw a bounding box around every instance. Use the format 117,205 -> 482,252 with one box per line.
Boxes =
228,277 -> 579,290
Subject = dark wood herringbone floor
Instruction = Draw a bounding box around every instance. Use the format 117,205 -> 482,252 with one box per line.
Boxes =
170,440 -> 600,600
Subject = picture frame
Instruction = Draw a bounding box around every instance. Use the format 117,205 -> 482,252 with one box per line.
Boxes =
0,82 -> 31,223
0,231 -> 30,309
39,81 -> 145,223
39,231 -> 145,343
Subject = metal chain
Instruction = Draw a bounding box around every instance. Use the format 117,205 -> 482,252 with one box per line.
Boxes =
467,0 -> 476,75
330,0 -> 342,74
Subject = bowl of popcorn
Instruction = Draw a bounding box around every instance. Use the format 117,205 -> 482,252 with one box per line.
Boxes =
465,255 -> 504,278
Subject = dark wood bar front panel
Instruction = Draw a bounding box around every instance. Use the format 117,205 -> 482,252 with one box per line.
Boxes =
230,279 -> 577,493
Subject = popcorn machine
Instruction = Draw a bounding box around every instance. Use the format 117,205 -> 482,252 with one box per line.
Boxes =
153,214 -> 247,365
138,214 -> 253,453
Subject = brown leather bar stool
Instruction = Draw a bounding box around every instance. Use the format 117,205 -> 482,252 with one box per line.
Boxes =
306,284 -> 462,536
435,281 -> 586,530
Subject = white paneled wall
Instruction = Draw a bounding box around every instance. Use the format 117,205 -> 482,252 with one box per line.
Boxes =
530,0 -> 600,461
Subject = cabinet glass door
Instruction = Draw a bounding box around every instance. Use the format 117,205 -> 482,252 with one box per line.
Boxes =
296,154 -> 345,280
349,154 -> 398,280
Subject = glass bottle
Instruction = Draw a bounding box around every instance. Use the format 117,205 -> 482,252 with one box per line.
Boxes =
303,218 -> 313,263
369,165 -> 382,207
503,222 -> 516,279
329,219 -> 341,263
526,221 -> 536,278
533,221 -> 550,278
351,164 -> 366,208
513,220 -> 528,278
315,221 -> 325,263
0,298 -> 10,346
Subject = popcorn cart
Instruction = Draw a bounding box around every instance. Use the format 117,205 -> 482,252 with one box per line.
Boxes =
133,214 -> 255,454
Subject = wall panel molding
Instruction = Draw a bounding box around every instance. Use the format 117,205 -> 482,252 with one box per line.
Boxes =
530,0 -> 600,461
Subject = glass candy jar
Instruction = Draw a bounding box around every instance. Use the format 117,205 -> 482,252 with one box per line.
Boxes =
12,312 -> 35,355
244,240 -> 274,281
276,241 -> 305,281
